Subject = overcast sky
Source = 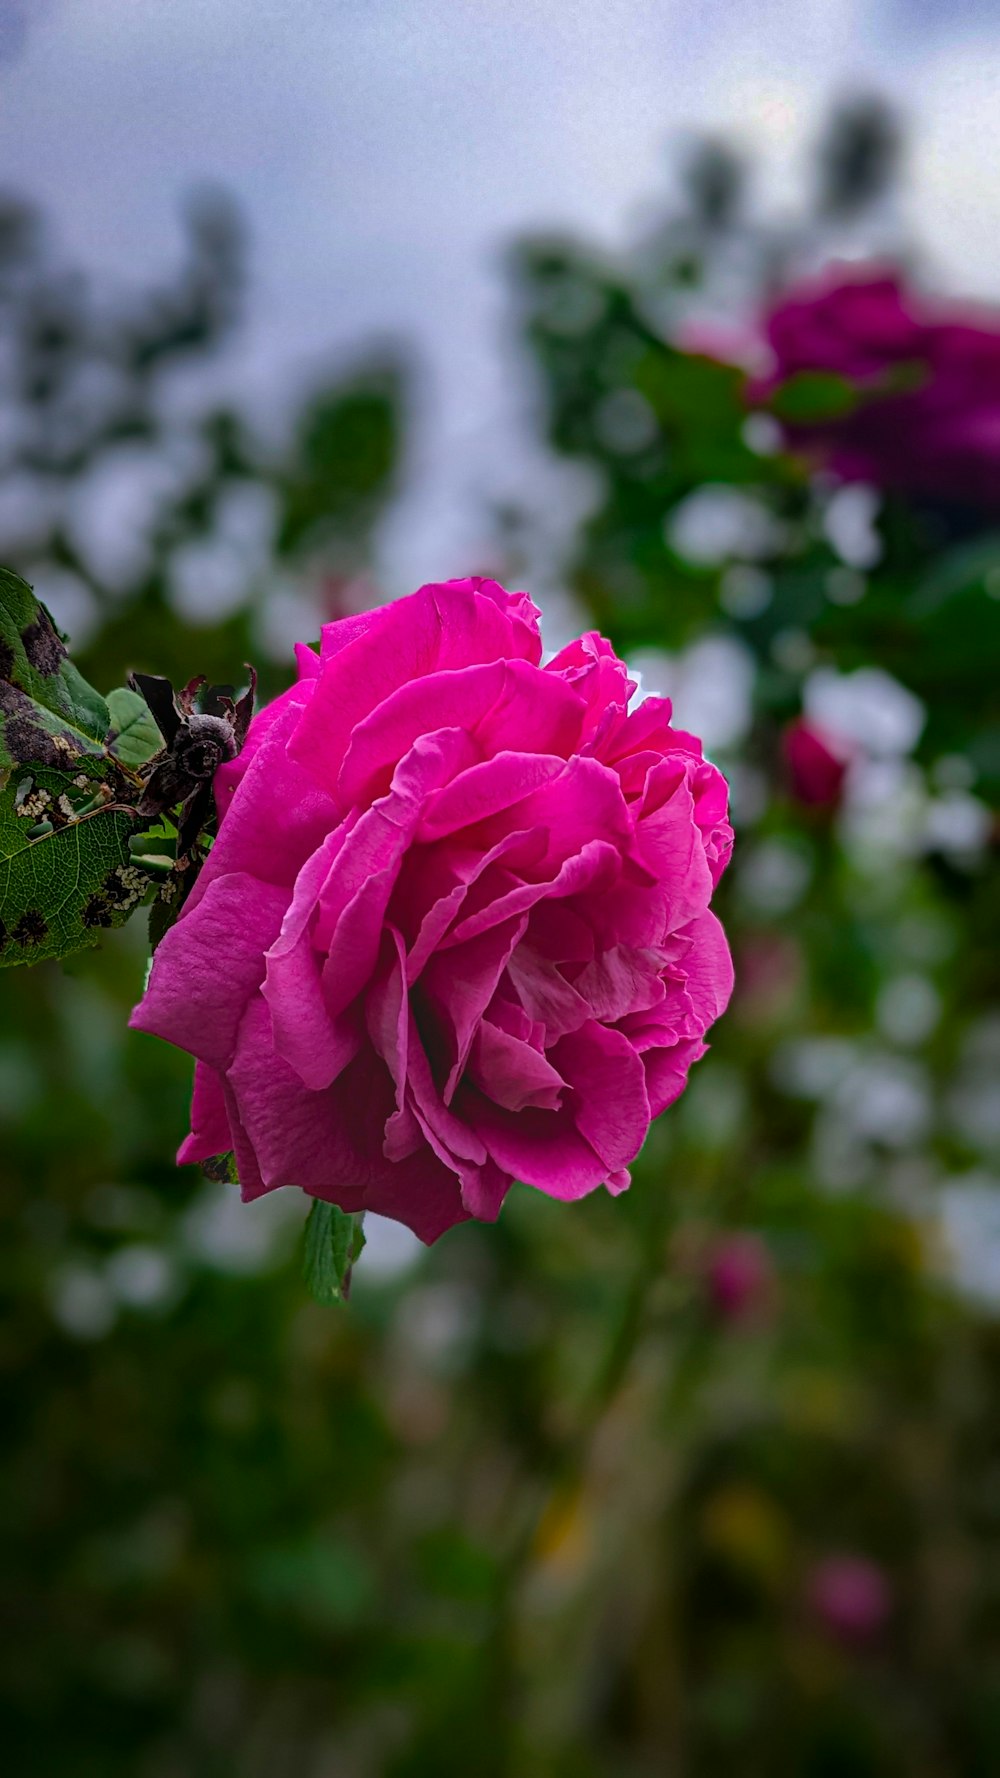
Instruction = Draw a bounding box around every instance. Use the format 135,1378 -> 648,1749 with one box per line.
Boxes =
1,0 -> 999,587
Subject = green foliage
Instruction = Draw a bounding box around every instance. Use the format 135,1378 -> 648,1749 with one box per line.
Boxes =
0,567 -> 110,769
768,369 -> 859,422
276,373 -> 405,557
303,1199 -> 367,1306
105,686 -> 163,768
0,192 -> 406,699
0,758 -> 145,968
0,569 -> 153,968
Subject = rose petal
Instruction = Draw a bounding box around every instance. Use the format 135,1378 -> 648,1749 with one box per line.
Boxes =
263,924 -> 362,1092
207,687 -> 337,903
177,1061 -> 232,1165
365,926 -> 423,1162
317,727 -> 479,1017
446,836 -> 622,952
234,992 -> 474,1242
404,1009 -> 489,1176
549,1020 -> 650,1171
468,1017 -> 566,1113
459,1157 -> 513,1222
131,872 -> 288,1070
338,661 -> 583,812
362,1154 -> 471,1244
290,580 -> 542,804
418,914 -> 528,1104
418,749 -> 567,843
572,943 -> 665,1023
675,909 -> 735,1029
642,1037 -> 708,1116
463,1089 -> 610,1201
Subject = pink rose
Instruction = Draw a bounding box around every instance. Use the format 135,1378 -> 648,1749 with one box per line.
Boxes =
753,266 -> 1000,507
131,579 -> 734,1242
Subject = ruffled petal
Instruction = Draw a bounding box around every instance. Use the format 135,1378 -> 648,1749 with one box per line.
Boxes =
177,1061 -> 232,1165
549,1020 -> 650,1172
131,872 -> 288,1070
289,580 -> 543,805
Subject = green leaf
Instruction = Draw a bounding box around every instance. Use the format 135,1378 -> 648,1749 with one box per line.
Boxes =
302,1200 -> 366,1306
277,368 -> 404,555
0,571 -> 156,968
0,756 -> 149,968
106,685 -> 163,767
768,370 -> 859,424
908,533 -> 1000,617
0,567 -> 110,770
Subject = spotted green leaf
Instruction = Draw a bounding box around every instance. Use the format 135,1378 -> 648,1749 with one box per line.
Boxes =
0,567 -> 110,771
0,756 -> 150,969
0,571 -> 160,967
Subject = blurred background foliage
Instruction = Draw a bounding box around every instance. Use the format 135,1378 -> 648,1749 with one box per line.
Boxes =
3,97 -> 1000,1778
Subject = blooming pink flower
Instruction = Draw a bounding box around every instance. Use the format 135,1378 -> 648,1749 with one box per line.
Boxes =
753,266 -> 1000,506
131,579 -> 733,1242
782,717 -> 851,808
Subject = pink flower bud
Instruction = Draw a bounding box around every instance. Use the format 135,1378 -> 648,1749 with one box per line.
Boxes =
807,1555 -> 891,1644
705,1232 -> 774,1323
783,718 -> 851,808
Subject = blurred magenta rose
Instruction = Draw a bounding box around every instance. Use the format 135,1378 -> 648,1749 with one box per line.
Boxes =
782,717 -> 851,808
132,578 -> 733,1242
705,1231 -> 775,1323
807,1554 -> 891,1644
754,267 -> 1000,506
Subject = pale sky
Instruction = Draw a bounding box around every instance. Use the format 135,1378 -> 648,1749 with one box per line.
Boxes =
1,0 -> 999,587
